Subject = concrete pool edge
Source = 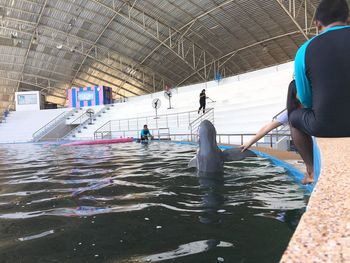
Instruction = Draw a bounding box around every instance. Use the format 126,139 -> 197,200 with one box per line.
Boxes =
280,137 -> 350,263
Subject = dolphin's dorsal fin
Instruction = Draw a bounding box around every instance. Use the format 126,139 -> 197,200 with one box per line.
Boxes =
222,148 -> 257,162
188,156 -> 198,168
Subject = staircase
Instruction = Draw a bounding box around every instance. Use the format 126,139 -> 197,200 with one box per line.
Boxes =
32,110 -> 75,142
62,105 -> 111,140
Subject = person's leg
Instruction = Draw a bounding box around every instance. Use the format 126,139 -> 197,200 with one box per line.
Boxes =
290,126 -> 314,184
198,105 -> 203,114
287,81 -> 315,184
203,103 -> 206,114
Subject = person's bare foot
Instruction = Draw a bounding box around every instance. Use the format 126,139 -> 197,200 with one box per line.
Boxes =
301,173 -> 314,185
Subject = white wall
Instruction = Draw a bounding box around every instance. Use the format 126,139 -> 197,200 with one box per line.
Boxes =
0,108 -> 69,143
15,91 -> 41,112
71,61 -> 294,141
0,61 -> 294,143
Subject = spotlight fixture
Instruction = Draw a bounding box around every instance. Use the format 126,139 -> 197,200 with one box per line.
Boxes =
56,44 -> 63,49
10,31 -> 18,39
32,32 -> 38,45
68,18 -> 76,28
32,38 -> 38,45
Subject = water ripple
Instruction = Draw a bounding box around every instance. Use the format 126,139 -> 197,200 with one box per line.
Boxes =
0,142 -> 307,262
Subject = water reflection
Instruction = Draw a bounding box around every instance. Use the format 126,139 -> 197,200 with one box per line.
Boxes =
137,239 -> 234,262
198,172 -> 225,225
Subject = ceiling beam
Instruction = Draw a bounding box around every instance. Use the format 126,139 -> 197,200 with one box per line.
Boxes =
76,72 -> 140,96
89,0 -> 223,81
86,64 -> 149,93
68,1 -> 128,102
0,76 -> 66,100
15,0 -> 48,94
139,0 -> 236,68
0,15 -> 172,94
176,28 -> 315,86
275,0 -> 309,40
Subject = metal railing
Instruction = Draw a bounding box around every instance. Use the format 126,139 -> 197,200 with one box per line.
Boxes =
94,109 -> 207,137
94,128 -> 170,140
68,111 -> 90,126
189,108 -> 214,138
32,110 -> 74,142
62,106 -> 109,139
169,132 -> 292,147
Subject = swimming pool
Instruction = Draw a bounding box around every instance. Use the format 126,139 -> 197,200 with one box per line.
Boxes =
0,142 -> 307,262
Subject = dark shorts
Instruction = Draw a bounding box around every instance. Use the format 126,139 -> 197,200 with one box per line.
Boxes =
289,108 -> 350,137
289,108 -> 315,135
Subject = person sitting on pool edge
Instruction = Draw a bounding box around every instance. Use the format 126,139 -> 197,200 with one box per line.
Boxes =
140,125 -> 154,141
240,80 -> 315,185
288,0 -> 350,183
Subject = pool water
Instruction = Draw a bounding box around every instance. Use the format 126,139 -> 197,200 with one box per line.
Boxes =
0,142 -> 307,263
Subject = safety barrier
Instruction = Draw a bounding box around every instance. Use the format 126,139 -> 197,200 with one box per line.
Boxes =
32,110 -> 73,142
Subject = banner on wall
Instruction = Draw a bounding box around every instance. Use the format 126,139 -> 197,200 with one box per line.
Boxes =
15,91 -> 41,111
17,94 -> 38,105
68,86 -> 113,108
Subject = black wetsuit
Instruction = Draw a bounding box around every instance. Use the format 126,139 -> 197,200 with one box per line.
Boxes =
291,25 -> 350,137
198,92 -> 206,113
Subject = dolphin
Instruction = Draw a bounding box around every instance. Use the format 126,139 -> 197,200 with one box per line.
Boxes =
188,120 -> 256,173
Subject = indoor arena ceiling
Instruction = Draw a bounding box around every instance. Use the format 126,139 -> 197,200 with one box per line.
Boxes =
0,0 -> 331,108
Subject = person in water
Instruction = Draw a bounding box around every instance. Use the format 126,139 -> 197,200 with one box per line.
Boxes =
198,89 -> 207,114
140,125 -> 153,140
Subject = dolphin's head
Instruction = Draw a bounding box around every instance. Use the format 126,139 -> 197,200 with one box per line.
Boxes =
197,120 -> 223,173
198,120 -> 217,148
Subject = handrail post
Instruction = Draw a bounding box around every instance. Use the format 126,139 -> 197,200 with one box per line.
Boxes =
270,134 -> 273,148
241,134 -> 243,145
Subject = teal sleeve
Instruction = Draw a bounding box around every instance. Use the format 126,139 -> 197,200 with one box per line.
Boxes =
141,129 -> 151,137
294,42 -> 312,108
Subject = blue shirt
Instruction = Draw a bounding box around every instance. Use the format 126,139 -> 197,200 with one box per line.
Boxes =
140,129 -> 151,137
294,25 -> 350,108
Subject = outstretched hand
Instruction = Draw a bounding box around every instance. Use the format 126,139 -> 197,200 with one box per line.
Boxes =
239,145 -> 249,152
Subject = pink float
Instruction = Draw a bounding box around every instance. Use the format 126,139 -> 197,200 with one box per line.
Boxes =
63,137 -> 133,146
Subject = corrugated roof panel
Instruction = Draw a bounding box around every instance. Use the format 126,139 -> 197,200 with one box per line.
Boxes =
0,0 -> 326,108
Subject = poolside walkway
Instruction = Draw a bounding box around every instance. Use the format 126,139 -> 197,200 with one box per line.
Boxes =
226,144 -> 306,174
281,138 -> 350,263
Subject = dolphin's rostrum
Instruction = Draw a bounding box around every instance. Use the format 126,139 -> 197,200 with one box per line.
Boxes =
188,120 -> 257,173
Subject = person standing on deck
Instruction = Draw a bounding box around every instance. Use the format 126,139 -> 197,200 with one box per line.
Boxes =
198,89 -> 207,114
